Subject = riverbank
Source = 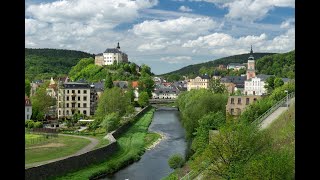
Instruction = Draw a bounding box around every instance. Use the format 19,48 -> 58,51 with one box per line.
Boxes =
50,108 -> 157,180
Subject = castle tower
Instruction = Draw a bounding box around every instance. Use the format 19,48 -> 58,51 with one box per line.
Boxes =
116,42 -> 120,50
246,45 -> 256,79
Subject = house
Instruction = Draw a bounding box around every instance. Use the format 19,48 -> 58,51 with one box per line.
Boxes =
30,80 -> 43,96
187,74 -> 210,91
152,86 -> 180,99
227,63 -> 246,70
220,76 -> 247,94
172,80 -> 188,91
95,42 -> 128,66
132,81 -> 139,101
218,64 -> 226,70
113,81 -> 129,89
244,74 -> 271,95
25,96 -> 32,121
57,81 -> 96,119
226,95 -> 262,116
46,77 -> 58,99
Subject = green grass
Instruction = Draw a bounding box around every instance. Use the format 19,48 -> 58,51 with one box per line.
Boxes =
50,108 -> 156,180
91,134 -> 110,149
144,132 -> 161,148
25,135 -> 91,165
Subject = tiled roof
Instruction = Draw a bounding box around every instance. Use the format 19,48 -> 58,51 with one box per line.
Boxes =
132,81 -> 139,88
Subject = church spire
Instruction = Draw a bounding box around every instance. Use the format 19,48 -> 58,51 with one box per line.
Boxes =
116,42 -> 120,49
250,45 -> 253,54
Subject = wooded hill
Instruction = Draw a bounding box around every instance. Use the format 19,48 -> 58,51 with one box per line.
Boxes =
160,53 -> 275,76
25,48 -> 94,81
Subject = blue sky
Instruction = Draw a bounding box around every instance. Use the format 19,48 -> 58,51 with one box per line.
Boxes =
25,0 -> 295,75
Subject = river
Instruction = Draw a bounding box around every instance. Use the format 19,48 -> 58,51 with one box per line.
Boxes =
101,107 -> 187,180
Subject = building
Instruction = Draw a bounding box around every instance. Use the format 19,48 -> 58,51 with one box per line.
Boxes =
152,87 -> 180,99
227,63 -> 246,70
244,74 -> 271,95
132,81 -> 139,101
218,64 -> 226,70
246,45 -> 256,80
57,82 -> 95,119
95,42 -> 128,66
25,96 -> 32,121
113,81 -> 129,89
46,77 -> 58,99
221,76 -> 247,94
30,80 -> 43,96
187,75 -> 210,91
226,95 -> 262,116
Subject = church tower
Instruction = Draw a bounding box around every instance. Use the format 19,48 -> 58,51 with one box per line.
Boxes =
116,42 -> 120,50
246,45 -> 256,80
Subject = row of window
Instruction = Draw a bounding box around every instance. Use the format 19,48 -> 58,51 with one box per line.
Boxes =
230,108 -> 241,115
62,103 -> 88,108
60,96 -> 88,101
230,97 -> 257,105
58,110 -> 87,116
65,90 -> 88,94
191,83 -> 207,86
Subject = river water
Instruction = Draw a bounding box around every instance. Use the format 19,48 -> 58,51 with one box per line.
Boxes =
101,107 -> 187,180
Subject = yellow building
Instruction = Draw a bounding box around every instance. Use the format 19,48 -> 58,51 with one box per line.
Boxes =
187,75 -> 210,91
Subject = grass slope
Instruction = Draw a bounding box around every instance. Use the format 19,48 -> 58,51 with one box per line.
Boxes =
25,135 -> 91,164
51,108 -> 158,180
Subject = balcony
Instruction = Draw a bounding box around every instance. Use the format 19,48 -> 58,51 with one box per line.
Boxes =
71,93 -> 77,97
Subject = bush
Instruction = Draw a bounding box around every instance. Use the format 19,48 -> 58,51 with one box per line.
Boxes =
168,154 -> 185,169
34,121 -> 43,128
25,120 -> 34,128
27,120 -> 35,129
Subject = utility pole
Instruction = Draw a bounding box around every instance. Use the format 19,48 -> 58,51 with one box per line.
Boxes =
284,90 -> 288,108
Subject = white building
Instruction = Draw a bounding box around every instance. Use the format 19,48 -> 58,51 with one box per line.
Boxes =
95,42 -> 128,66
152,88 -> 179,99
57,82 -> 96,119
244,74 -> 271,95
25,96 -> 32,121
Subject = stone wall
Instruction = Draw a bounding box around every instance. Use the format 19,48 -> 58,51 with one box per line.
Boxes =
25,105 -> 151,180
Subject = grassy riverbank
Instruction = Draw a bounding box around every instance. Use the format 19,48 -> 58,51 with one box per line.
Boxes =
51,107 -> 160,180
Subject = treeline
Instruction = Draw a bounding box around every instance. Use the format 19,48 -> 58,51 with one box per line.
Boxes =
160,52 -> 274,76
256,50 -> 295,78
25,48 -> 94,81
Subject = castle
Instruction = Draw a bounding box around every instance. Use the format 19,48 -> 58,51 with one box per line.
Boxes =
95,42 -> 128,66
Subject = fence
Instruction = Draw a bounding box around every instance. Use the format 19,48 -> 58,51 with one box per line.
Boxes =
26,128 -> 59,145
252,92 -> 295,125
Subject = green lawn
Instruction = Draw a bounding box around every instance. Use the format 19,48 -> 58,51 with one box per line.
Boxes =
91,134 -> 110,150
25,135 -> 91,165
51,108 -> 157,180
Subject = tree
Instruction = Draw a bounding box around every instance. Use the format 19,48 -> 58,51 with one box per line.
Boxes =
25,79 -> 31,96
100,112 -> 120,132
168,154 -> 185,169
34,121 -> 43,128
104,74 -> 114,89
138,91 -> 149,107
208,78 -> 227,94
138,73 -> 155,97
31,83 -> 56,121
274,77 -> 284,88
140,64 -> 152,76
264,76 -> 275,94
69,57 -> 94,80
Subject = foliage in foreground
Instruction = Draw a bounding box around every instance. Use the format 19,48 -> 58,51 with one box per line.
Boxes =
168,154 -> 185,169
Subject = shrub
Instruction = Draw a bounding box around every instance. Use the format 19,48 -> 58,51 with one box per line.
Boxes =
34,121 -> 43,128
25,120 -> 34,128
168,154 -> 185,169
27,121 -> 34,129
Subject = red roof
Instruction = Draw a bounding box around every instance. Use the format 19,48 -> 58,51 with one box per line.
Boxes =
132,81 -> 139,88
25,96 -> 32,106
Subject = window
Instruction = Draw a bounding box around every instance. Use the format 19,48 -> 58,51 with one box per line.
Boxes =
253,91 -> 255,95
27,115 -> 29,119
78,96 -> 80,101
72,90 -> 75,93
78,110 -> 80,114
66,110 -> 69,115
253,98 -> 257,102
238,98 -> 241,104
59,110 -> 61,115
84,90 -> 87,94
78,103 -> 81,108
231,98 -> 234,104
72,104 -> 75,108
246,98 -> 250,105
67,90 -> 69,94
27,108 -> 29,112
67,96 -> 69,101
72,96 -> 75,101
83,96 -> 87,101
83,103 -> 87,108
83,110 -> 87,115
78,90 -> 80,94
66,103 -> 69,108
231,108 -> 234,115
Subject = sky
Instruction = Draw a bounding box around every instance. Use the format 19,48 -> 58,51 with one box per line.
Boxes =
25,0 -> 295,75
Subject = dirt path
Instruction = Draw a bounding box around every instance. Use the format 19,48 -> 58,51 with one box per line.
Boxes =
25,133 -> 99,169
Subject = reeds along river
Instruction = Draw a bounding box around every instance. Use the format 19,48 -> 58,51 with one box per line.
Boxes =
101,107 -> 187,180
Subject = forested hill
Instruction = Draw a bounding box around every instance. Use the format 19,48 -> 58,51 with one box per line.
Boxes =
256,50 -> 295,78
160,53 -> 275,76
25,48 -> 94,81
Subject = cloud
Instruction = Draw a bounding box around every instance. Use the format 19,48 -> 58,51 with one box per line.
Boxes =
179,6 -> 193,12
190,0 -> 295,22
160,56 -> 192,64
280,18 -> 295,29
132,16 -> 217,38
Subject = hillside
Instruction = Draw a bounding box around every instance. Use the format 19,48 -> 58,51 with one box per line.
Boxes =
160,52 -> 275,76
25,48 -> 94,81
256,50 -> 295,78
